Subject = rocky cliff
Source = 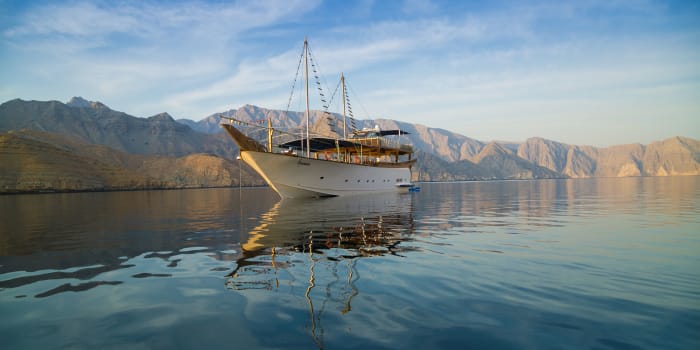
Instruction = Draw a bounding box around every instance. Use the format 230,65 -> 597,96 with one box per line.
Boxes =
516,136 -> 700,178
0,130 -> 264,193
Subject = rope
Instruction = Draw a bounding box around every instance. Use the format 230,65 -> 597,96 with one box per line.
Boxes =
307,44 -> 341,134
284,43 -> 306,120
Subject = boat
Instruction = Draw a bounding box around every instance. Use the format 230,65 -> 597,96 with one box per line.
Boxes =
220,39 -> 415,199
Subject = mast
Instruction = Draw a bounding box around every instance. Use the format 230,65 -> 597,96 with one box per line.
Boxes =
341,73 -> 347,139
267,116 -> 273,152
304,38 -> 311,158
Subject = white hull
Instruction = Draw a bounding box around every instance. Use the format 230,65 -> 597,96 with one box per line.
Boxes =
241,151 -> 412,198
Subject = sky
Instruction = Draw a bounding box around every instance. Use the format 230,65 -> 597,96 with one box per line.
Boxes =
1,0 -> 698,146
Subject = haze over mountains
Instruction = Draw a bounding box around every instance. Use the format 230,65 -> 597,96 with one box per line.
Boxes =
1,97 -> 698,193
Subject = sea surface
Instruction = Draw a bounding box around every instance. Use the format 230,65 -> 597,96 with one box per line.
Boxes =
0,177 -> 699,349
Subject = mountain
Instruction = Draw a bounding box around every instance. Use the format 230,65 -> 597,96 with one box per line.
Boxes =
642,137 -> 700,176
1,130 -> 144,192
516,136 -> 700,178
472,142 -> 560,179
517,137 -> 570,173
0,129 -> 264,193
66,96 -> 97,108
177,110 -> 233,134
1,97 -> 698,193
372,119 -> 484,162
562,146 -> 597,178
0,98 -> 236,159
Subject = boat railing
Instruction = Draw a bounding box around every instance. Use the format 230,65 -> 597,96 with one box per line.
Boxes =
350,136 -> 413,153
271,145 -> 414,167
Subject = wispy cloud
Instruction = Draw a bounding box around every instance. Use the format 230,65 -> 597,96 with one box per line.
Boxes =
1,0 -> 322,116
5,2 -> 143,38
161,48 -> 303,113
4,0 -> 320,53
1,0 -> 697,145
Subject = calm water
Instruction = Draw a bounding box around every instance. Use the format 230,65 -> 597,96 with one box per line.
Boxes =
1,177 -> 699,349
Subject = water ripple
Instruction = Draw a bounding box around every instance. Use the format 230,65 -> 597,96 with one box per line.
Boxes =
1,178 -> 699,349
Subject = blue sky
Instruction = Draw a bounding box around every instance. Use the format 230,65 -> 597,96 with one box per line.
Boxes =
1,0 -> 698,146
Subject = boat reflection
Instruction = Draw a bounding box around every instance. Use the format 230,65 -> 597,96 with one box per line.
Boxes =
225,192 -> 416,348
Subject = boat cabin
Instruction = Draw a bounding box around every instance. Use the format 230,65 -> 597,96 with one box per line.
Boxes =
276,127 -> 414,166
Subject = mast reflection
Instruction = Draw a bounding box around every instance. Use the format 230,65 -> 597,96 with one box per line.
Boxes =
226,193 -> 416,348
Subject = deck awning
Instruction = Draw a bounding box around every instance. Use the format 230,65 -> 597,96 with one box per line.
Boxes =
278,136 -> 413,155
351,129 -> 411,137
377,129 -> 411,136
278,138 -> 358,152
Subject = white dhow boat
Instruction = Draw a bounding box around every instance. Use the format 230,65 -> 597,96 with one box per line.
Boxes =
221,39 -> 415,198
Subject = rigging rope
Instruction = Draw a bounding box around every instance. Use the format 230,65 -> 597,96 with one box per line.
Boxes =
347,80 -> 376,131
307,45 -> 339,134
284,44 -> 306,120
343,78 -> 358,131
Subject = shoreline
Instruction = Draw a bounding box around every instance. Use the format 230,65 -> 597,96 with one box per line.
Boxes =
3,175 -> 698,195
0,184 -> 270,196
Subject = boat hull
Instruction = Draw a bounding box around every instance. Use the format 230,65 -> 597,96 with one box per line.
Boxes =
241,151 -> 412,198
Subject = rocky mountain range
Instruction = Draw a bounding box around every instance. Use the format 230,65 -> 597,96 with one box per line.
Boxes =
1,97 -> 698,193
0,97 -> 236,158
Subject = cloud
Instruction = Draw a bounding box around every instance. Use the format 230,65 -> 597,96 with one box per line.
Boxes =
3,0 -> 329,80
4,2 -> 142,38
160,48 -> 302,113
1,0 -> 697,145
2,0 -> 543,115
1,0 -> 322,116
4,0 -> 320,51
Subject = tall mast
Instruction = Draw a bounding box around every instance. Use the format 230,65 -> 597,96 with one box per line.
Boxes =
304,38 -> 310,158
341,73 -> 347,139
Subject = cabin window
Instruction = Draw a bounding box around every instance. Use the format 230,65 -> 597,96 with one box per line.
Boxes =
320,176 -> 324,180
